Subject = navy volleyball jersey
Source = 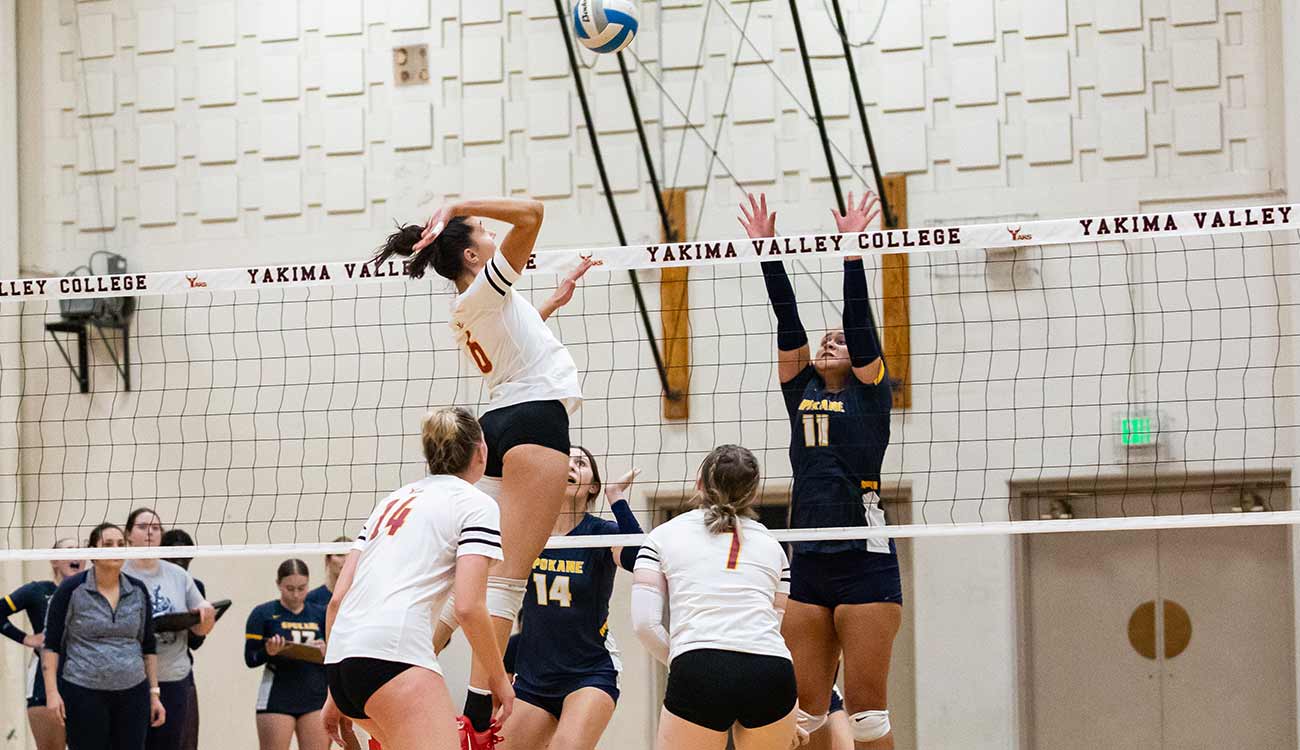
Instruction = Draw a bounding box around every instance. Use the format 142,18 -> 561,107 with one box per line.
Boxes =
244,600 -> 328,713
1,581 -> 57,644
514,514 -> 623,694
782,364 -> 893,555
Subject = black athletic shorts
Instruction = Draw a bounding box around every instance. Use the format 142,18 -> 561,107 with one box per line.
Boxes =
479,400 -> 571,477
325,658 -> 413,720
789,549 -> 903,608
663,649 -> 797,732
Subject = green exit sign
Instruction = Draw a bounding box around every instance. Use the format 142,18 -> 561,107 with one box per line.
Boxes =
1121,416 -> 1156,447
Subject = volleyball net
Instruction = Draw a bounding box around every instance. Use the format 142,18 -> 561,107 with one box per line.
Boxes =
2,204 -> 1298,559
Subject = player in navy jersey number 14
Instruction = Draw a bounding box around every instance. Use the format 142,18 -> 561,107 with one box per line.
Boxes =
740,192 -> 903,749
495,446 -> 642,750
0,539 -> 81,750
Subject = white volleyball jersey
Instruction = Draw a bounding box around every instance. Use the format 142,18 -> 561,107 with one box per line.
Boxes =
634,509 -> 791,661
451,254 -> 582,415
325,475 -> 503,674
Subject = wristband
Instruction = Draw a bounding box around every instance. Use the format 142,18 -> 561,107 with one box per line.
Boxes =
150,687 -> 161,695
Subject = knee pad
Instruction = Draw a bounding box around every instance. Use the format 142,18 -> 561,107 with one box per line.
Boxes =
485,577 -> 528,621
796,707 -> 828,736
850,710 -> 890,743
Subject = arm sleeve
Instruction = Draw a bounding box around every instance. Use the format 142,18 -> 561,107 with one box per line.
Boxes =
842,258 -> 882,369
457,255 -> 521,316
761,261 -> 808,352
630,583 -> 671,666
244,606 -> 268,668
609,500 -> 644,572
41,580 -> 73,654
458,501 -> 504,561
188,579 -> 208,651
139,583 -> 157,656
1,583 -> 33,644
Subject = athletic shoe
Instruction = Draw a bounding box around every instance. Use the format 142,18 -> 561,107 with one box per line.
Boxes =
457,716 -> 503,750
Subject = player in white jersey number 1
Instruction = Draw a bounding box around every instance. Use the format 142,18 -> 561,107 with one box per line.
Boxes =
322,408 -> 513,750
371,197 -> 594,741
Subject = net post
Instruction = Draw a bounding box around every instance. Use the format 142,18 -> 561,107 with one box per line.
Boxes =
880,173 -> 910,409
661,189 -> 690,420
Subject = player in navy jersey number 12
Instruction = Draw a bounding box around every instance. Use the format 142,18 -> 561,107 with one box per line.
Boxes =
1,539 -> 81,750
740,192 -> 903,749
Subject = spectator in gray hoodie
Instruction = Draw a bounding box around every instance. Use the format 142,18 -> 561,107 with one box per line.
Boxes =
42,522 -> 165,750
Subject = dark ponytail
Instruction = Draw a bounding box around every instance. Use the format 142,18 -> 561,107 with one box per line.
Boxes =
371,217 -> 477,282
276,558 -> 309,582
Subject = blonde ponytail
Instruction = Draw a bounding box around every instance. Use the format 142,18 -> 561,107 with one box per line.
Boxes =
692,445 -> 761,534
421,407 -> 482,475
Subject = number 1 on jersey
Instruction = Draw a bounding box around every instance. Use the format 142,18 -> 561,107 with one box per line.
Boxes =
802,413 -> 830,447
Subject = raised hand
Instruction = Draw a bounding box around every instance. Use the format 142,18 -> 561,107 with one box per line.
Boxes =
831,190 -> 881,234
412,205 -> 454,254
739,193 -> 778,239
604,467 -> 642,502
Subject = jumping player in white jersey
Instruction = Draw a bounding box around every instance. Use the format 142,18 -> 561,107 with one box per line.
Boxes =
631,445 -> 798,750
322,407 -> 513,750
371,197 -> 594,745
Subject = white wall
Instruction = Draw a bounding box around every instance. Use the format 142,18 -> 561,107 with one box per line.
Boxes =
3,1 -> 1296,749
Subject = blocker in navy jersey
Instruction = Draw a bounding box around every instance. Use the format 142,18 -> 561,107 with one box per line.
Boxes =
512,513 -> 623,715
2,580 -> 57,708
304,584 -> 332,609
782,364 -> 893,556
245,600 -> 328,717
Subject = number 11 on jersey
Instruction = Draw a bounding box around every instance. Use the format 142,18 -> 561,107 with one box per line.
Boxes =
802,413 -> 830,447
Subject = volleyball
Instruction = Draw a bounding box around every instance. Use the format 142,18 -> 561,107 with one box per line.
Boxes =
572,0 -> 639,55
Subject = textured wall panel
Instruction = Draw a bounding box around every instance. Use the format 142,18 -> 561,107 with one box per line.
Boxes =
526,21 -> 570,78
463,35 -> 504,83
199,60 -> 238,106
462,155 -> 506,196
1171,39 -> 1220,90
877,0 -> 923,51
661,80 -> 707,128
322,0 -> 363,36
878,111 -> 928,173
260,1 -> 299,42
392,102 -> 433,149
323,49 -> 365,95
324,108 -> 365,154
1022,48 -> 1071,101
603,146 -> 641,193
137,67 -> 177,112
200,174 -> 239,221
137,8 -> 176,53
527,91 -> 571,138
198,119 -> 239,164
76,127 -> 116,174
462,0 -> 503,24
324,163 -> 366,213
260,56 -> 301,101
77,183 -> 117,230
137,179 -> 178,226
952,56 -> 999,107
262,171 -> 302,217
879,57 -> 926,111
1095,0 -> 1143,32
661,21 -> 705,69
78,12 -> 115,59
1172,0 -> 1218,26
732,68 -> 775,123
463,96 -> 505,144
594,80 -> 634,133
261,114 -> 300,160
137,123 -> 177,169
1174,102 -> 1223,153
390,0 -> 431,31
197,2 -> 237,48
1097,43 -> 1145,95
948,0 -> 995,45
735,15 -> 774,64
1099,104 -> 1147,158
82,72 -> 116,116
952,113 -> 1000,168
528,152 -> 572,198
1025,114 -> 1073,164
1022,0 -> 1068,38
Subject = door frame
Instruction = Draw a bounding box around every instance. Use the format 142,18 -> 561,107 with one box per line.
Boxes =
1009,469 -> 1293,748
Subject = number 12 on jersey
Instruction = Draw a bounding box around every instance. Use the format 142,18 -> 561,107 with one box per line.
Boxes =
802,413 -> 830,447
